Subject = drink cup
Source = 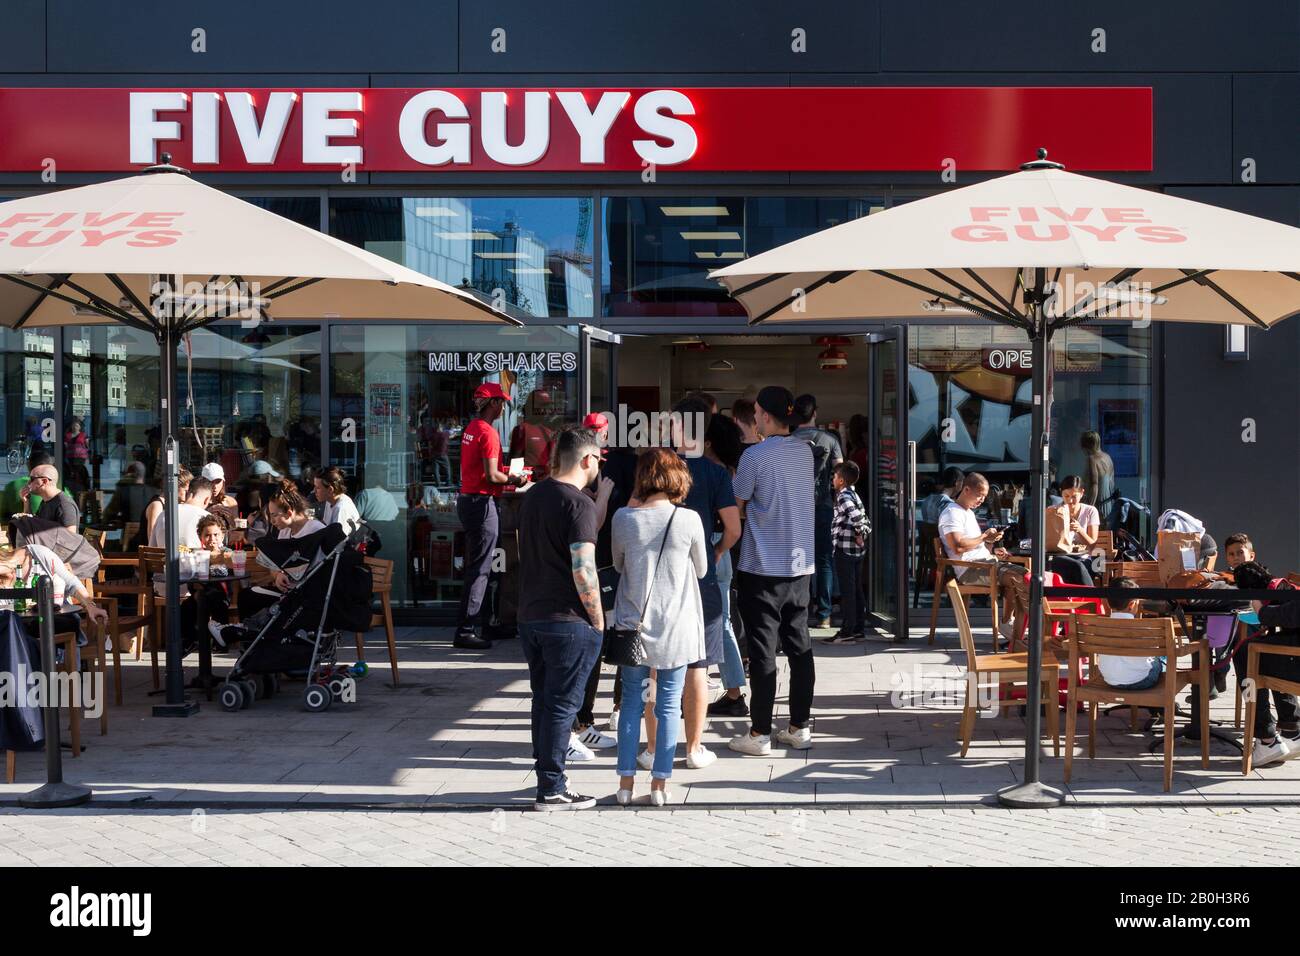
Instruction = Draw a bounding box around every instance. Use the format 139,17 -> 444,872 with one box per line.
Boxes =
52,577 -> 65,608
232,550 -> 246,574
196,551 -> 210,580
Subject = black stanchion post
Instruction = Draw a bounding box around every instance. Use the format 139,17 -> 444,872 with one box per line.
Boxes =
18,575 -> 92,808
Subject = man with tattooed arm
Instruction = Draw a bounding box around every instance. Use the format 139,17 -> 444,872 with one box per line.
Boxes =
516,426 -> 606,811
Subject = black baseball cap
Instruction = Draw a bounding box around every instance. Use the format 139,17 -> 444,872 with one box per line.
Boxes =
755,385 -> 798,427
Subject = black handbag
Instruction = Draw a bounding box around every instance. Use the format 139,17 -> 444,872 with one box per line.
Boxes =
603,507 -> 677,667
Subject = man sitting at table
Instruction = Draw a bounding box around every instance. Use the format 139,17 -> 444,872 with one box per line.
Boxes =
148,476 -> 213,549
1231,560 -> 1300,767
937,472 -> 1029,645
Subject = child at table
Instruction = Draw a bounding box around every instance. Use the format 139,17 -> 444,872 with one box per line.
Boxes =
1094,577 -> 1165,690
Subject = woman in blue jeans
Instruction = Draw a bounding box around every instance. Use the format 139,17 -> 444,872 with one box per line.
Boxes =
610,449 -> 708,806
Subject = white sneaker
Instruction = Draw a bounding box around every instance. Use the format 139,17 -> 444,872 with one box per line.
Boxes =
1252,737 -> 1295,768
728,733 -> 772,756
606,710 -> 620,731
576,725 -> 616,750
566,733 -> 596,762
615,788 -> 634,806
636,748 -> 655,771
776,726 -> 813,750
208,619 -> 229,650
649,789 -> 671,807
685,745 -> 717,769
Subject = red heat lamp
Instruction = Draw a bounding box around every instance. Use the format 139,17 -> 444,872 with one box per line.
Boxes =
815,335 -> 851,371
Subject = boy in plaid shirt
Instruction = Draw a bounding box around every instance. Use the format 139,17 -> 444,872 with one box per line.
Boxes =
826,461 -> 870,643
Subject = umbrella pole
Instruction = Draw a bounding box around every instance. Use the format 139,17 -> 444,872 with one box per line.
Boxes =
152,276 -> 198,717
998,268 -> 1063,808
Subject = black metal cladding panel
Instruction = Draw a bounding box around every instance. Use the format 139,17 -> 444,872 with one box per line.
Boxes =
880,0 -> 1300,72
1233,75 -> 1300,185
1160,185 -> 1300,573
0,0 -> 45,72
44,0 -> 459,73
458,0 -> 881,73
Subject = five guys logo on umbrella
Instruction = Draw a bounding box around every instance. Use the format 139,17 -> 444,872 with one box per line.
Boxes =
951,207 -> 1186,243
0,211 -> 183,248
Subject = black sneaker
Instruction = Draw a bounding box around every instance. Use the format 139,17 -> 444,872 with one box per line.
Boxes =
533,789 -> 597,812
453,628 -> 491,650
707,692 -> 749,717
1213,670 -> 1229,694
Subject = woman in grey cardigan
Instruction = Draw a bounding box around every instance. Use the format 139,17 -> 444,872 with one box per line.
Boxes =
610,449 -> 707,806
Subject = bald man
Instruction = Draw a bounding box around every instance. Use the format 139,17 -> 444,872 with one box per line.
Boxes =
22,463 -> 79,532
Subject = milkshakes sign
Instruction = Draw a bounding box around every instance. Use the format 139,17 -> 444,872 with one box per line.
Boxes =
0,87 -> 1152,173
429,351 -> 577,373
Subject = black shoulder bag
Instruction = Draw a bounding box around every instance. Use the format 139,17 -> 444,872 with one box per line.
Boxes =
603,506 -> 677,667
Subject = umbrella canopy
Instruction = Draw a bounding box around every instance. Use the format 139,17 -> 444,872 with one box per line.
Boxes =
710,152 -> 1300,808
0,170 -> 518,330
712,165 -> 1300,329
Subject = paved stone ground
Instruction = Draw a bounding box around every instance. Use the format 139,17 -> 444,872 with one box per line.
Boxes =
2,616 -> 1292,807
1,804 -> 1297,866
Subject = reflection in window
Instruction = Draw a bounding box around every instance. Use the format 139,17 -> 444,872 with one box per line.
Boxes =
330,324 -> 581,607
329,197 -> 594,319
179,325 -> 322,488
908,322 -> 1152,529
241,196 -> 322,230
603,197 -> 883,318
61,326 -> 157,532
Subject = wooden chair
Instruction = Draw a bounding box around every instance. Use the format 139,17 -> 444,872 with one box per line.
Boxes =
54,627 -> 107,762
1105,560 -> 1162,587
355,556 -> 400,686
138,547 -> 168,689
913,521 -> 939,609
1093,530 -> 1117,559
94,555 -> 155,705
1064,615 -> 1209,792
929,537 -> 1020,647
82,527 -> 107,552
1241,641 -> 1300,774
948,580 -> 1059,758
121,522 -> 140,551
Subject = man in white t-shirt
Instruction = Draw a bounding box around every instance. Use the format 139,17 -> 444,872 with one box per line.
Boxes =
148,476 -> 214,549
937,472 -> 1029,643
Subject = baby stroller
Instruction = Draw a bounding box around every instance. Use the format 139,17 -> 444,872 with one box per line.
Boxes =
218,522 -> 374,713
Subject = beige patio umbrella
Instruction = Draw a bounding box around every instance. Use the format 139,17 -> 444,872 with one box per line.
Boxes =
0,159 -> 518,741
712,151 -> 1300,807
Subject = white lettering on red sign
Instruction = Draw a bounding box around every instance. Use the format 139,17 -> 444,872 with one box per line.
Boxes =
129,89 -> 698,168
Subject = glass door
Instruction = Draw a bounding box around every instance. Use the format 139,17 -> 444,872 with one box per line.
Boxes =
581,326 -> 620,419
866,328 -> 909,639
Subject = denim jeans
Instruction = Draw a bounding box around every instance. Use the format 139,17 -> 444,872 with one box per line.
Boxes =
812,502 -> 835,621
519,619 -> 603,798
714,540 -> 746,690
617,663 -> 687,780
1111,656 -> 1165,691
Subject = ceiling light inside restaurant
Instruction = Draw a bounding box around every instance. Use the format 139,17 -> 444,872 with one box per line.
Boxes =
708,359 -> 735,371
671,335 -> 704,345
679,231 -> 741,241
437,231 -> 501,241
660,206 -> 731,217
694,251 -> 747,260
415,205 -> 461,217
818,346 -> 848,371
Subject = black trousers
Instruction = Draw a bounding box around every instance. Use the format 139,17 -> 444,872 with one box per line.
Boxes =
833,553 -> 865,635
1233,633 -> 1300,739
456,494 -> 499,632
736,570 -> 815,736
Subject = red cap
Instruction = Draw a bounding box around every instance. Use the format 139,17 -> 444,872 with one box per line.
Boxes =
473,382 -> 510,403
582,412 -> 609,430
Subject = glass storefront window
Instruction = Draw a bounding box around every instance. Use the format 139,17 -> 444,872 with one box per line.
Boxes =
909,321 -> 1153,534
1,328 -> 57,522
241,196 -> 322,230
603,196 -> 883,318
330,324 -> 582,608
61,326 -> 158,533
178,323 -> 322,489
330,197 -> 594,319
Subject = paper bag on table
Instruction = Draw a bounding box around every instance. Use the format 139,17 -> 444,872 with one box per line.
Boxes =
1044,505 -> 1076,553
1157,529 -> 1203,583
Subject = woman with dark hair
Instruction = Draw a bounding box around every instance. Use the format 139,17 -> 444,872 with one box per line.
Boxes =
610,448 -> 707,806
313,466 -> 361,532
233,478 -> 326,622
1039,475 -> 1103,595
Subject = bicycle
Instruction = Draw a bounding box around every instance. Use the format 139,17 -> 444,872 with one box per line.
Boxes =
5,436 -> 30,475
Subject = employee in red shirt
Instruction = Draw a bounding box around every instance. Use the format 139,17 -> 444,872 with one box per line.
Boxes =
456,382 -> 527,649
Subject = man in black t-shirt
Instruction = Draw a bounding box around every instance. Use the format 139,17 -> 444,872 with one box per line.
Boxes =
23,463 -> 79,532
517,427 -> 605,812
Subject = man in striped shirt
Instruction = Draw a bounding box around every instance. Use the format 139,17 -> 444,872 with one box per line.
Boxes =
728,385 -> 817,756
